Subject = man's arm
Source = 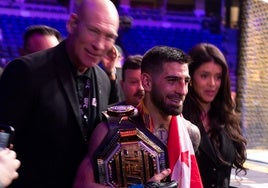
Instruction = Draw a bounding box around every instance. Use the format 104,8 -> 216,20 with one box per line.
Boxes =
73,122 -> 109,188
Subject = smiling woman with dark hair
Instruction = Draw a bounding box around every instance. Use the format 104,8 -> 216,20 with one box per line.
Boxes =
183,42 -> 247,188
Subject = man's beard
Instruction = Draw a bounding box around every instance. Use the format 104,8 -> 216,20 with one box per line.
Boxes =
134,89 -> 145,98
150,84 -> 183,116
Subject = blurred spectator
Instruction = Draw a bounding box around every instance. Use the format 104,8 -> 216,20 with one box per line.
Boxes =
100,44 -> 125,101
114,44 -> 124,68
19,25 -> 63,56
0,25 -> 62,78
119,54 -> 144,106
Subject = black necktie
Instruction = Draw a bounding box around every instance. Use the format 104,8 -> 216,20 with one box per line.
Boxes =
77,76 -> 90,134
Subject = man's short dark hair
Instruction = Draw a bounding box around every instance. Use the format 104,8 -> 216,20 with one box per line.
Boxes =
141,46 -> 192,75
23,25 -> 63,49
122,55 -> 143,81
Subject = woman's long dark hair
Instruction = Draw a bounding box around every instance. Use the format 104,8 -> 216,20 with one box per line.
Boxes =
183,43 -> 247,175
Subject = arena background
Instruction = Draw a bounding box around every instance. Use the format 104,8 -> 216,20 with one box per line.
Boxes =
237,0 -> 268,149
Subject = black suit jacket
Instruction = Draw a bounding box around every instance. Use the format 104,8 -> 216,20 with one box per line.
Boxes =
183,106 -> 236,188
195,126 -> 236,188
0,41 -> 114,188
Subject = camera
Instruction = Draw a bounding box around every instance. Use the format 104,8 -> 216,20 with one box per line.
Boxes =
0,124 -> 14,149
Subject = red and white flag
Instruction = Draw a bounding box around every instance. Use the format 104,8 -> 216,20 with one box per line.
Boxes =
167,115 -> 203,188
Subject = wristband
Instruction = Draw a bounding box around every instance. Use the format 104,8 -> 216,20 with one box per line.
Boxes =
144,180 -> 178,188
129,184 -> 144,188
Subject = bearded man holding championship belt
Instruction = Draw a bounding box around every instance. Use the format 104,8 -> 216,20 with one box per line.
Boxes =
74,46 -> 203,188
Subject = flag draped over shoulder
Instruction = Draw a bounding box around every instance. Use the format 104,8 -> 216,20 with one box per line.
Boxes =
167,115 -> 203,188
136,102 -> 203,188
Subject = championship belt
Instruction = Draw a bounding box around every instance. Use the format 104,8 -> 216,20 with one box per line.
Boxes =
94,105 -> 169,188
